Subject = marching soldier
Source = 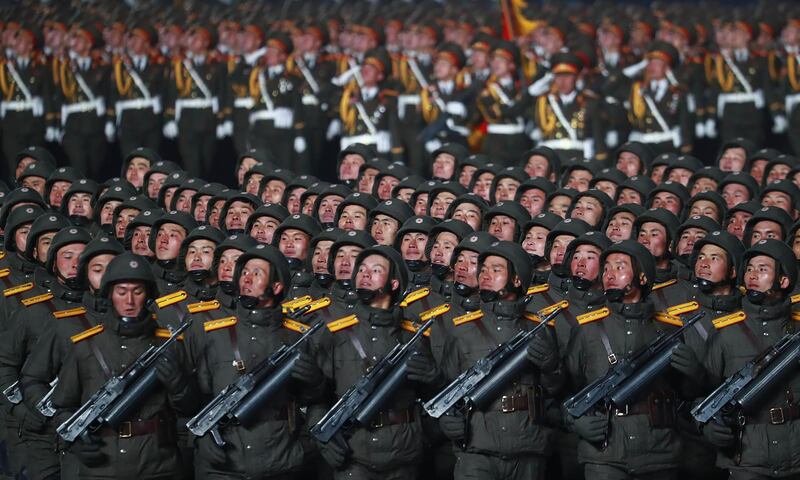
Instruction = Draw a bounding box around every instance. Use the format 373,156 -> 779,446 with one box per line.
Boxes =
227,24 -> 264,158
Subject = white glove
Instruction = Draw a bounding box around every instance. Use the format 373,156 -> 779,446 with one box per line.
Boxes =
445,101 -> 467,117
772,115 -> 788,134
163,120 -> 178,139
294,136 -> 307,153
104,121 -> 116,142
425,139 -> 442,153
704,118 -> 717,139
375,131 -> 391,153
605,130 -> 619,148
528,72 -> 554,97
622,59 -> 648,78
695,121 -> 706,139
273,107 -> 294,129
216,120 -> 233,139
326,119 -> 342,140
45,126 -> 59,143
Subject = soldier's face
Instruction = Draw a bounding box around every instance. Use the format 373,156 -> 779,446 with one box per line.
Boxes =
637,222 -> 668,258
358,168 -> 379,194
312,240 -> 333,275
473,173 -> 494,201
602,253 -> 640,295
132,226 -> 153,256
651,192 -> 682,215
302,196 -> 317,216
430,192 -> 456,219
225,201 -> 255,232
490,55 -> 513,78
554,73 -> 577,95
616,153 -> 641,178
239,259 -> 278,299
400,232 -> 428,261
761,192 -> 794,215
338,205 -> 368,231
15,157 -> 36,179
430,232 -> 458,270
690,178 -> 718,197
459,165 -> 477,188
87,254 -> 115,292
470,50 -> 488,70
489,215 -> 516,242
286,188 -> 306,215
265,45 -> 286,67
434,59 -> 457,81
495,178 -> 520,203
650,165 -> 666,184
645,58 -> 668,80
218,249 -> 243,282
565,170 -> 592,192
34,232 -> 56,262
14,224 -> 31,253
262,180 -> 286,205
689,200 -> 721,223
549,234 -> 576,266
55,243 -> 86,281
334,245 -> 362,280
13,33 -> 33,57
454,250 -> 479,287
414,194 -> 429,216
727,211 -> 751,240
22,176 -> 46,197
617,188 -> 643,206
245,174 -> 264,195
766,165 -> 791,185
278,228 -> 310,261
175,189 -> 197,213
185,239 -> 215,272
115,208 -> 140,240
548,195 -> 572,218
376,176 -> 399,201
667,168 -> 693,187
524,155 -> 551,180
237,158 -> 258,187
522,226 -> 549,257
126,157 -> 150,188
48,181 -> 71,209
155,224 -> 186,261
750,220 -> 783,244
193,195 -> 211,223
208,200 -> 226,228
339,155 -> 365,181
355,254 -> 394,292
147,173 -> 167,199
371,214 -> 399,246
519,189 -> 546,217
793,232 -> 800,260
722,183 -> 751,208
395,188 -> 414,203
744,255 -> 788,292
749,160 -> 767,185
111,282 -> 148,318
571,197 -> 604,227
249,216 -> 280,244
68,193 -> 93,218
594,180 -> 617,200
606,212 -> 636,242
718,148 -> 746,173
677,227 -> 708,256
101,200 -> 122,226
360,64 -> 383,86
695,244 -> 731,285
69,33 -> 90,56
571,244 -> 602,282
432,154 -> 456,180
318,195 -> 343,224
479,255 -> 514,292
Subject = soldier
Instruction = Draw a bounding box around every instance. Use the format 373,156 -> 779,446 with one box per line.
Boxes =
701,239 -> 800,479
246,203 -> 290,245
219,192 -> 260,236
395,216 -> 438,289
335,192 -> 378,231
272,213 -> 322,295
301,227 -> 343,299
671,215 -> 722,281
10,146 -> 56,187
193,243 -> 324,479
17,161 -> 54,199
148,210 -> 198,293
426,219 -> 474,300
61,179 -> 99,229
368,199 -> 414,247
227,24 -> 265,158
324,229 -> 376,306
50,252 -> 197,479
521,212 -> 563,286
120,147 -> 159,194
484,201 -> 531,242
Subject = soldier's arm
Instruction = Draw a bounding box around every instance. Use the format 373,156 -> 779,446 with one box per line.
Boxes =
164,342 -> 201,416
50,347 -> 83,425
20,325 -> 61,411
0,308 -> 28,392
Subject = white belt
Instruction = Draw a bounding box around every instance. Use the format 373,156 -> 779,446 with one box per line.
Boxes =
175,97 -> 218,123
302,94 -> 319,106
787,92 -> 800,116
629,127 -> 681,147
445,118 -> 470,137
0,97 -> 43,118
487,123 -> 524,135
398,94 -> 420,120
717,90 -> 764,117
248,109 -> 292,129
539,138 -> 588,151
340,131 -> 391,153
61,97 -> 104,125
233,97 -> 255,109
115,97 -> 161,124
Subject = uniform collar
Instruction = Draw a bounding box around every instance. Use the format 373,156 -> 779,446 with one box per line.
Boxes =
694,289 -> 741,313
355,303 -> 400,327
35,269 -> 84,303
106,312 -> 156,337
236,303 -> 282,326
547,270 -> 571,295
742,296 -> 791,323
608,298 -> 654,321
485,298 -> 524,320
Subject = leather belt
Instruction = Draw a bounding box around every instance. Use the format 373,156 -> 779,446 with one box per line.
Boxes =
497,393 -> 529,413
367,409 -> 415,429
743,404 -> 800,425
100,417 -> 161,438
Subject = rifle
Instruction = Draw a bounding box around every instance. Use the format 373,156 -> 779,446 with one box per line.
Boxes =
36,378 -> 59,417
2,381 -> 21,405
310,305 -> 448,443
57,320 -> 192,443
563,311 -> 704,419
423,305 -> 564,418
691,331 -> 800,425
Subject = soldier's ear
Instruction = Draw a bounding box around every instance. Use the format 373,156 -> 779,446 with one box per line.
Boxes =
512,275 -> 522,289
389,278 -> 400,292
779,275 -> 790,290
272,281 -> 284,297
638,272 -> 647,286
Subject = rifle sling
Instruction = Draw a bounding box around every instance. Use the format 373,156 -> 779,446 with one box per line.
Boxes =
44,299 -> 112,378
227,326 -> 245,373
595,321 -> 618,365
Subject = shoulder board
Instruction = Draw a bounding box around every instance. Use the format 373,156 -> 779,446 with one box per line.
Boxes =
0,268 -> 9,278
538,299 -> 569,317
792,312 -> 800,322
301,297 -> 332,316
204,316 -> 238,332
399,287 -> 430,307
419,303 -> 451,321
155,290 -> 188,309
652,279 -> 677,291
666,301 -> 700,316
655,312 -> 683,327
21,293 -> 54,307
712,311 -> 746,329
400,320 -> 431,336
53,307 -> 87,319
4,282 -> 33,297
281,295 -> 313,314
577,307 -> 610,325
327,314 -> 359,333
71,325 -> 104,344
187,300 -> 220,314
791,294 -> 800,305
524,312 -> 556,326
154,328 -> 184,341
527,284 -> 549,295
282,318 -> 312,333
0,251 -> 6,260
453,310 -> 483,326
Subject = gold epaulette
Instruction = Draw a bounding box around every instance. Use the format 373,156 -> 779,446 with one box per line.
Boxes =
281,295 -> 313,314
53,307 -> 87,319
188,300 -> 220,314
21,293 -> 54,307
0,268 -> 9,278
4,282 -> 33,297
282,318 -> 312,333
524,312 -> 556,326
155,328 -> 184,341
399,287 -> 430,307
791,293 -> 800,305
652,279 -> 677,291
453,310 -> 483,326
538,300 -> 569,316
792,312 -> 800,322
712,311 -> 746,329
527,284 -> 549,295
666,301 -> 700,316
655,312 -> 683,327
577,307 -> 610,325
0,251 -> 6,260
204,316 -> 238,332
71,325 -> 104,344
400,320 -> 431,336
155,291 -> 187,309
419,303 -> 451,321
299,297 -> 332,316
327,314 -> 358,333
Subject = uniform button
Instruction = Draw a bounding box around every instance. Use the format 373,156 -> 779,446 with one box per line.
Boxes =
119,449 -> 127,454
629,435 -> 636,440
251,336 -> 257,341
772,440 -> 779,445
371,337 -> 377,342
626,331 -> 632,335
121,345 -> 127,349
371,356 -> 377,361
246,445 -> 251,450
371,437 -> 378,442
371,325 -> 377,330
762,322 -> 767,326
496,326 -> 502,331
501,427 -> 506,432
121,364 -> 127,369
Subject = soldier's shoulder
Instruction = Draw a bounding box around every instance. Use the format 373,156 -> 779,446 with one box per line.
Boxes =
576,306 -> 610,326
711,311 -> 746,330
